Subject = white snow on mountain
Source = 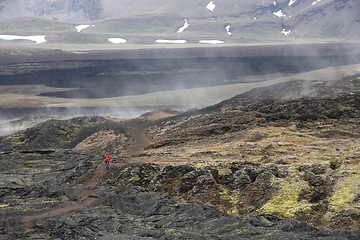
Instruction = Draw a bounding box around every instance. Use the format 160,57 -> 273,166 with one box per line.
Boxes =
206,1 -> 216,12
0,35 -> 46,44
199,40 -> 224,44
75,24 -> 93,32
225,25 -> 232,36
282,29 -> 291,36
289,0 -> 297,6
156,39 -> 187,44
312,0 -> 322,5
108,38 -> 127,44
273,10 -> 286,18
177,19 -> 189,33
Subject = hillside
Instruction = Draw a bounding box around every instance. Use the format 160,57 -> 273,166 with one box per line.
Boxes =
0,0 -> 359,45
1,74 -> 360,239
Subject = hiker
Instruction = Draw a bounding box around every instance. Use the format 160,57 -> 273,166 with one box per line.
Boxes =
106,155 -> 111,171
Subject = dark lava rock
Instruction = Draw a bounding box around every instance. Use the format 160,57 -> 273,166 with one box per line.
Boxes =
104,163 -> 161,187
148,164 -> 195,195
8,185 -> 359,240
0,149 -> 101,203
2,76 -> 360,239
0,116 -> 125,151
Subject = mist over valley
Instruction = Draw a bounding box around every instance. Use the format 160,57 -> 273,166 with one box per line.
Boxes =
1,0 -> 360,239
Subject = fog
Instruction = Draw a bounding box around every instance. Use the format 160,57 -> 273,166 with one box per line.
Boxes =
3,46 -> 360,101
1,43 -> 360,136
0,0 -> 359,136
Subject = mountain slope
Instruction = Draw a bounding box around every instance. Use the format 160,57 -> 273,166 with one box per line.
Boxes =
0,0 -> 359,42
1,73 -> 360,232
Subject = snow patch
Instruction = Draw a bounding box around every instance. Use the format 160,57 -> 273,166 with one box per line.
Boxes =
0,35 -> 46,44
225,25 -> 232,36
288,0 -> 297,6
273,10 -> 286,18
108,38 -> 127,44
206,1 -> 216,12
75,25 -> 92,32
199,40 -> 224,44
282,29 -> 291,36
156,40 -> 187,44
177,19 -> 189,33
312,0 -> 322,5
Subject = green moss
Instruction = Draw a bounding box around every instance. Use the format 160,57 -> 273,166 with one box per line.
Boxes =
129,174 -> 141,185
193,161 -> 216,168
258,178 -> 311,218
218,186 -> 242,215
24,153 -> 42,156
23,159 -> 56,168
5,133 -> 26,146
329,174 -> 360,211
329,160 -> 339,170
41,200 -> 59,204
126,166 -> 159,188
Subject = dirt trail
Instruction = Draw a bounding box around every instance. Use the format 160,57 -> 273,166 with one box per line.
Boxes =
21,197 -> 96,233
15,110 -> 176,234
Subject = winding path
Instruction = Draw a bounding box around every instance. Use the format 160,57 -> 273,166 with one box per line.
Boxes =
16,110 -> 175,234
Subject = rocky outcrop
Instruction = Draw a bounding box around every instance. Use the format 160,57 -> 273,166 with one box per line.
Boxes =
0,150 -> 99,199
102,159 -> 360,230
0,116 -> 129,154
1,149 -> 358,239
5,185 -> 360,240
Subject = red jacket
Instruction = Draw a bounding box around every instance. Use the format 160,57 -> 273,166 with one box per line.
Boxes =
106,155 -> 111,163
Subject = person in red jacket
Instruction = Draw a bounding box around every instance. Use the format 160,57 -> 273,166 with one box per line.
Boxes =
106,155 -> 111,171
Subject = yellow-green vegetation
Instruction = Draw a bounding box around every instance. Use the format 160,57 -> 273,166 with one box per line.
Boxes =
58,124 -> 82,142
193,160 -> 220,168
129,174 -> 141,185
23,159 -> 56,168
259,171 -> 311,218
128,168 -> 159,187
218,186 -> 242,215
5,133 -> 26,146
24,152 -> 43,156
41,199 -> 60,205
328,164 -> 360,211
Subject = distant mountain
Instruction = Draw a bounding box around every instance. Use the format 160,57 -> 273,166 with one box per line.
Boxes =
0,0 -> 359,42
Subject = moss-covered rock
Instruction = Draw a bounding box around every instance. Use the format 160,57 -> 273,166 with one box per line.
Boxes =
0,116 -> 126,152
105,163 -> 160,188
102,160 -> 360,230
